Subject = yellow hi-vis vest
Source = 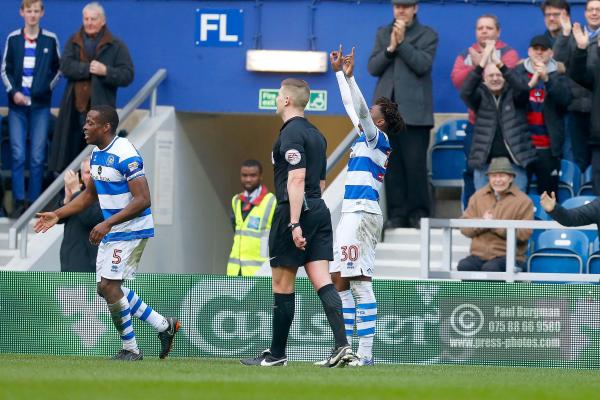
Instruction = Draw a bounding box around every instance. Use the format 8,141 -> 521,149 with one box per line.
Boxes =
227,191 -> 276,276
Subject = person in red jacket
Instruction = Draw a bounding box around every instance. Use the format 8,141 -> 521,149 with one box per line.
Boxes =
450,14 -> 520,209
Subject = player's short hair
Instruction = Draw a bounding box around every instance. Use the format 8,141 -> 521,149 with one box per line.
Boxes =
476,14 -> 501,30
541,0 -> 570,15
241,159 -> 263,173
375,97 -> 404,135
83,1 -> 106,19
280,78 -> 310,109
90,105 -> 119,134
21,0 -> 43,10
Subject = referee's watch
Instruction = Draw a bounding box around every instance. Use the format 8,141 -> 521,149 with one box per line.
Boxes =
288,222 -> 301,231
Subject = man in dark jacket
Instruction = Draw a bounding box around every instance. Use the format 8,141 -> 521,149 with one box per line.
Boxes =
451,14 -> 520,209
571,21 -> 600,192
553,2 -> 600,174
539,0 -> 574,161
59,156 -> 103,272
460,42 -> 537,193
49,2 -> 134,173
367,0 -> 438,229
1,0 -> 61,217
513,35 -> 571,195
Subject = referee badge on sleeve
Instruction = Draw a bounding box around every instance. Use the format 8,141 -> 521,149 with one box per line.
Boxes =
285,149 -> 301,165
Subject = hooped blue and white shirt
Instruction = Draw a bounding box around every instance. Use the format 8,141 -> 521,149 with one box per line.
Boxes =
342,129 -> 391,215
90,136 -> 154,243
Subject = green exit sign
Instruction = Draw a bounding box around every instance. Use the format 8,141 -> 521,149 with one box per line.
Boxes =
258,89 -> 327,111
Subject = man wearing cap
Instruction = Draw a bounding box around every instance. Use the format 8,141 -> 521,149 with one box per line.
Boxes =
458,157 -> 534,272
513,35 -> 571,196
368,0 -> 438,229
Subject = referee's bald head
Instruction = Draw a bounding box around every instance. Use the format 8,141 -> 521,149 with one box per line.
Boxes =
280,78 -> 310,109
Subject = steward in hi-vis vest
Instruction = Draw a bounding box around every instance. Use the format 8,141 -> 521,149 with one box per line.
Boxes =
227,160 -> 276,276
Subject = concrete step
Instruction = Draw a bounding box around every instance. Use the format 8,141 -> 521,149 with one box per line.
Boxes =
0,247 -> 19,267
375,227 -> 468,279
0,219 -> 37,267
374,259 -> 457,279
375,242 -> 469,260
383,227 -> 471,245
0,218 -> 13,234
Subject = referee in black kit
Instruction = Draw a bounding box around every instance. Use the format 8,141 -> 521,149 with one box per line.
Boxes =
241,78 -> 352,367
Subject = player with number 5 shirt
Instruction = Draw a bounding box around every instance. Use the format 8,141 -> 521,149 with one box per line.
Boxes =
35,105 -> 180,361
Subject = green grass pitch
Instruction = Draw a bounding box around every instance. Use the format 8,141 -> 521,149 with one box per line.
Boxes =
0,355 -> 598,400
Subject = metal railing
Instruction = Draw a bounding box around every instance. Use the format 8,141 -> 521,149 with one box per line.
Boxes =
8,69 -> 167,258
420,218 -> 600,283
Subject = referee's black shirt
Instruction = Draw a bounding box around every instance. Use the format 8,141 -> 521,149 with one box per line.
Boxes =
272,116 -> 327,203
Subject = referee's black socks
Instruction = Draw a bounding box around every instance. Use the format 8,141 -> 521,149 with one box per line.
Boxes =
270,292 -> 295,358
317,284 -> 348,348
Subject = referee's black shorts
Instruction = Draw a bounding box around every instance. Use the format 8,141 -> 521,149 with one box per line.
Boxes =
269,198 -> 333,268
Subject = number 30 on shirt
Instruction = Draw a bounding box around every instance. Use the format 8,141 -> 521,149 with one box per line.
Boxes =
340,245 -> 359,262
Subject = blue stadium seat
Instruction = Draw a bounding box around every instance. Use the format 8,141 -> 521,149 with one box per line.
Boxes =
429,119 -> 467,188
578,165 -> 594,196
558,159 -> 581,202
587,237 -> 600,274
436,119 -> 468,142
529,194 -> 551,221
561,196 -> 598,243
561,195 -> 597,209
528,229 -> 588,274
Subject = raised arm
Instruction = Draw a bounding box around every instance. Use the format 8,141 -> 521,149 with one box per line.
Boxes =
542,191 -> 600,227
343,48 -> 378,144
331,45 -> 359,130
569,23 -> 596,90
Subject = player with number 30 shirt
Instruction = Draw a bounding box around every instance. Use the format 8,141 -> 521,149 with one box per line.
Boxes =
327,45 -> 404,366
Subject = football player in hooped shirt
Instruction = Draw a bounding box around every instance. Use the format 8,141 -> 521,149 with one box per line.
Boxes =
324,45 -> 403,366
35,105 -> 179,361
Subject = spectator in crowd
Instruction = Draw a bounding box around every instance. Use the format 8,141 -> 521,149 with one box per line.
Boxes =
540,0 -> 574,161
513,35 -> 571,195
554,0 -> 600,176
460,41 -> 537,192
227,159 -> 276,276
541,0 -> 572,46
49,1 -> 134,174
58,156 -> 103,272
451,14 -> 519,208
458,157 -> 533,272
367,0 -> 438,229
1,0 -> 61,218
570,21 -> 600,192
